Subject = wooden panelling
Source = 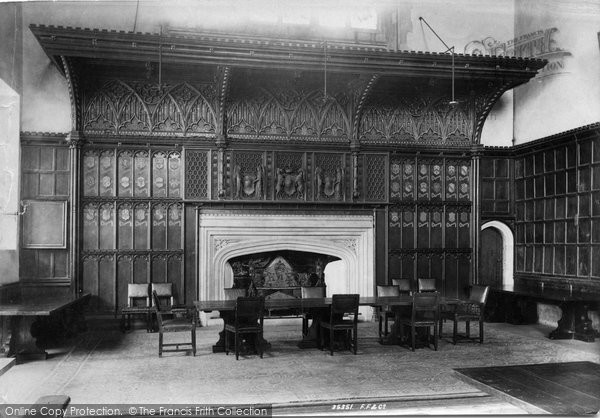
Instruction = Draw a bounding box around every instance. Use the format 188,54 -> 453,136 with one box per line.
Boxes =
20,144 -> 70,283
481,157 -> 512,217
80,146 -> 184,312
514,126 -> 600,289
387,156 -> 473,295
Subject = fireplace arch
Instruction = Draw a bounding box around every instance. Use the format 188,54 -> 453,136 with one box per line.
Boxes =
197,212 -> 375,305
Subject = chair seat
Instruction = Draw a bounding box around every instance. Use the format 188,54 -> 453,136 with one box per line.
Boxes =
320,319 -> 355,329
161,318 -> 195,332
224,323 -> 262,333
454,313 -> 481,321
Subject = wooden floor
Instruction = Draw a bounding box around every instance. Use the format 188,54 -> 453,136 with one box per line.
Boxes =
455,361 -> 600,415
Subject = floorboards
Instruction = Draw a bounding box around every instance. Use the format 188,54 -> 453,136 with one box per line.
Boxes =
455,361 -> 600,415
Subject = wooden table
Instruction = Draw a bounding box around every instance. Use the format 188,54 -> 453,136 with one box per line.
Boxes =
0,293 -> 90,362
195,296 -> 459,352
490,285 -> 599,342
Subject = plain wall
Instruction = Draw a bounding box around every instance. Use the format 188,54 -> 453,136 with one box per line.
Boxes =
512,0 -> 600,143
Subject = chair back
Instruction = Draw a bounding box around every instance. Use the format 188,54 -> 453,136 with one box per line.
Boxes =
301,286 -> 325,298
127,283 -> 150,307
151,283 -> 174,307
469,285 -> 490,304
224,288 -> 247,300
377,285 -> 400,297
417,278 -> 436,292
412,292 -> 439,321
235,297 -> 265,326
392,279 -> 411,293
330,294 -> 360,320
151,290 -> 165,331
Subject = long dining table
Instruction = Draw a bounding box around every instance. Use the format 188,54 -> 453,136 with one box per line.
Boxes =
195,295 -> 460,352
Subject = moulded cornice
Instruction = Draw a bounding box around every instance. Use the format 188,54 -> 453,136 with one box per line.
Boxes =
30,24 -> 546,81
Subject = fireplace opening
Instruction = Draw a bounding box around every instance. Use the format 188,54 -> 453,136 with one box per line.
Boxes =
226,250 -> 341,299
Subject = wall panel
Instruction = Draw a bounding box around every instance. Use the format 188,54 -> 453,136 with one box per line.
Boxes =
19,144 -> 70,284
514,127 -> 600,291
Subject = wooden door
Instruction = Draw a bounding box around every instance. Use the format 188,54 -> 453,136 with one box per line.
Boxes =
479,227 -> 503,287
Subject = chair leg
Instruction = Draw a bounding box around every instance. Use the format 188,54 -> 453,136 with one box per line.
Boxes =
225,330 -> 229,355
384,316 -> 389,336
353,327 -> 357,354
453,319 -> 457,345
378,316 -> 383,341
192,328 -> 196,356
302,317 -> 308,337
158,332 -> 163,357
235,331 -> 239,360
439,318 -> 443,338
411,325 -> 415,351
434,322 -> 438,351
466,320 -> 470,338
319,324 -> 323,350
329,328 -> 334,356
479,320 -> 484,344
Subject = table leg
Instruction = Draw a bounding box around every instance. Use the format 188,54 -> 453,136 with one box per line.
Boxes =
298,308 -> 328,349
212,312 -> 271,353
550,302 -> 597,342
8,316 -> 48,363
379,307 -> 411,345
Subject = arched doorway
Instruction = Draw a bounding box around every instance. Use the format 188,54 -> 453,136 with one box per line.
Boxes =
480,221 -> 514,286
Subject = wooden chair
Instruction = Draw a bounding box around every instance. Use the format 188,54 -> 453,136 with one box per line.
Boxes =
319,294 -> 360,355
376,285 -> 400,342
417,278 -> 436,292
398,292 -> 440,351
152,290 -> 196,357
300,286 -> 326,337
224,296 -> 265,360
120,284 -> 151,332
392,279 -> 411,294
223,288 -> 247,300
440,285 -> 490,344
151,283 -> 175,307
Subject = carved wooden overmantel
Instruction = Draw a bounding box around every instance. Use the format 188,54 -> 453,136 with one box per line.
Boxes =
29,25 -> 547,310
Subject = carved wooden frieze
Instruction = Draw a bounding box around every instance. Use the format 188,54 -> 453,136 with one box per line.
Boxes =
359,95 -> 473,145
226,71 -> 355,143
83,80 -> 218,137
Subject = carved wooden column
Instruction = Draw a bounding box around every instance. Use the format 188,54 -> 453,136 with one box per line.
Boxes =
471,145 -> 483,285
61,56 -> 85,296
67,133 -> 84,295
216,66 -> 231,199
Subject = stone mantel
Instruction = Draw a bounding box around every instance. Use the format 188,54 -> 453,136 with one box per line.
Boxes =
197,212 -> 375,310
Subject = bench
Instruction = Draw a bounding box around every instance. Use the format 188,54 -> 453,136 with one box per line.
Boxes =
488,284 -> 599,342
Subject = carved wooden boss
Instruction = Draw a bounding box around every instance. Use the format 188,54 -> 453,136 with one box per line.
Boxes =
30,25 -> 545,304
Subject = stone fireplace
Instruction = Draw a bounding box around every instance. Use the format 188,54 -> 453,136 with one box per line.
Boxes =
197,211 -> 375,317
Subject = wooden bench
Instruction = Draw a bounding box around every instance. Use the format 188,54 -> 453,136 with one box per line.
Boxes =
0,293 -> 90,363
488,285 -> 599,342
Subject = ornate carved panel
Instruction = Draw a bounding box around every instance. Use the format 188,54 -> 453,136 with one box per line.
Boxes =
226,77 -> 352,142
83,80 -> 218,137
359,96 -> 472,145
117,151 -> 133,197
364,154 -> 387,202
184,149 -> 209,200
231,151 -> 265,200
314,153 -> 344,201
274,152 -> 306,200
134,151 -> 150,197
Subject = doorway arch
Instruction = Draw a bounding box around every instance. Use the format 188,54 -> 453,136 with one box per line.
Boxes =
481,221 -> 514,286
